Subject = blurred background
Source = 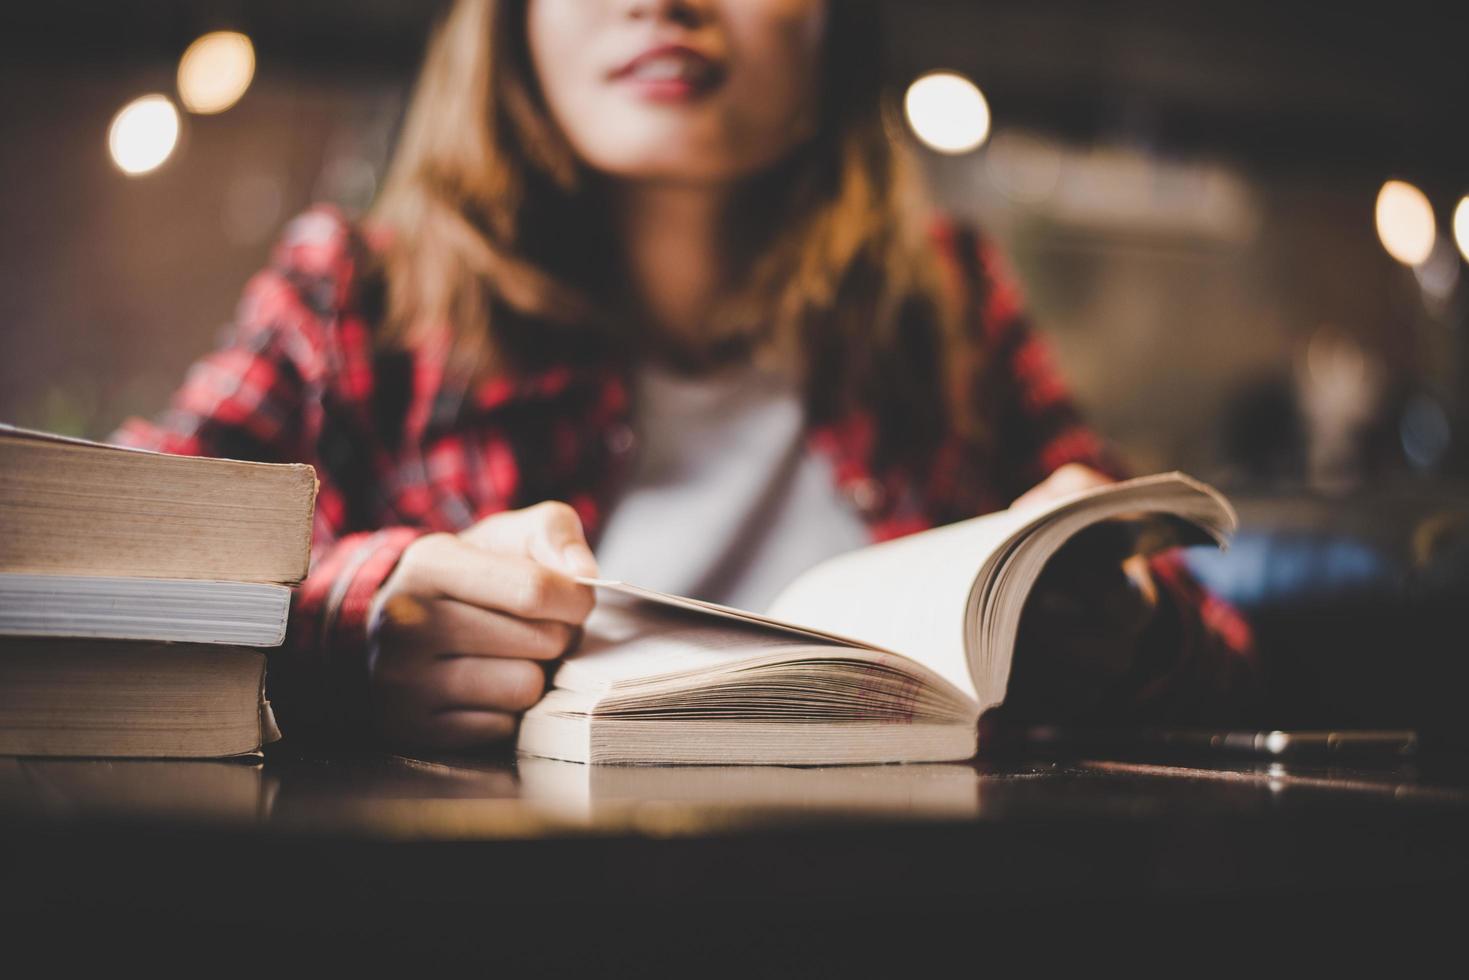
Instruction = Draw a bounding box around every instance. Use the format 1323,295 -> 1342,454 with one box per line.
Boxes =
1,0 -> 1466,727
2,0 -> 1466,486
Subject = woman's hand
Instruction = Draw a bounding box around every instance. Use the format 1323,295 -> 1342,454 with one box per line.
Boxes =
1010,461 -> 1114,512
366,502 -> 600,750
1002,465 -> 1164,721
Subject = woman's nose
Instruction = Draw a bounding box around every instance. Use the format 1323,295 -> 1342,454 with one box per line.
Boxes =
619,0 -> 711,28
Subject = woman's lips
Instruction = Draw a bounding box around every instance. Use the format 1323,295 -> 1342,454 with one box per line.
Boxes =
608,44 -> 726,102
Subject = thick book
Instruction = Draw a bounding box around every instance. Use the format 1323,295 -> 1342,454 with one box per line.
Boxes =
0,424 -> 316,585
0,638 -> 279,758
517,473 -> 1234,766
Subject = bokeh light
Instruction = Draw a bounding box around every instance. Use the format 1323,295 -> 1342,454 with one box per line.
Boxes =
1401,393 -> 1451,472
1413,233 -> 1460,304
1454,196 -> 1469,266
107,95 -> 180,176
177,31 -> 255,114
1374,180 -> 1436,266
904,71 -> 991,155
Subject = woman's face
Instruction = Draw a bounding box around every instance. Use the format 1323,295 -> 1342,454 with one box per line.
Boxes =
526,0 -> 827,184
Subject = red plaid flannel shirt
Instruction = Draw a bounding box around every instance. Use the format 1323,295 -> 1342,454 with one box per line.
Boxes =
114,205 -> 1257,738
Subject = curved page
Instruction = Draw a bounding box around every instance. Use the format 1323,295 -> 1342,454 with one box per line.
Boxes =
768,473 -> 1234,709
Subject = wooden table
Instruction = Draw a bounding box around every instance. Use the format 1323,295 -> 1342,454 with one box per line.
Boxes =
4,745 -> 1467,971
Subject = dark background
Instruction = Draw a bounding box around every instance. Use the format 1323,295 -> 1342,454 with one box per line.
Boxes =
2,0 -> 1466,486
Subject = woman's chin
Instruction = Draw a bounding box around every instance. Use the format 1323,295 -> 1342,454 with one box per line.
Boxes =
583,151 -> 765,186
565,107 -> 799,186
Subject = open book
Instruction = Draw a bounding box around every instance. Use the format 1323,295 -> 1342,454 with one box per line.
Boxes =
517,473 -> 1234,766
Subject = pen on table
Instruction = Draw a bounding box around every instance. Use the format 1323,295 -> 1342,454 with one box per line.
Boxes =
1012,725 -> 1420,760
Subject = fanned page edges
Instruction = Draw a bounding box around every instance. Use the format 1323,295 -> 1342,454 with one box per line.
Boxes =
551,597 -> 976,724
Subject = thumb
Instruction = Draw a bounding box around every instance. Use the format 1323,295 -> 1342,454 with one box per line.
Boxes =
460,501 -> 600,578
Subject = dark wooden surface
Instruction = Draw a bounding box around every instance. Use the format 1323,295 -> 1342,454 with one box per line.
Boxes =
3,744 -> 1468,970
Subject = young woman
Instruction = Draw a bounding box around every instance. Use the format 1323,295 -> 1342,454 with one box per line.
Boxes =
115,0 -> 1257,749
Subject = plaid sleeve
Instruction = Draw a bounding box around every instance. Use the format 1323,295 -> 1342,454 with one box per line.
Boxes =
111,269 -> 313,463
268,527 -> 427,740
111,207 -> 425,741
962,229 -> 1261,723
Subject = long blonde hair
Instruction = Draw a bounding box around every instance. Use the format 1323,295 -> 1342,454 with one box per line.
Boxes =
370,0 -> 983,462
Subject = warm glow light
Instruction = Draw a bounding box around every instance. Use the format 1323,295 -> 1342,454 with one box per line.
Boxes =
107,95 -> 180,176
1454,197 -> 1469,266
904,71 -> 990,154
1375,180 -> 1436,266
178,31 -> 255,114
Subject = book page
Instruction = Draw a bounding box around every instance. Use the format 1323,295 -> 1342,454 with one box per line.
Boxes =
766,506 -> 1036,701
575,578 -> 893,652
553,596 -> 862,694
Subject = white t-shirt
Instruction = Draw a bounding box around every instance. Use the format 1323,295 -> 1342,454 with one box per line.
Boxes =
593,360 -> 871,613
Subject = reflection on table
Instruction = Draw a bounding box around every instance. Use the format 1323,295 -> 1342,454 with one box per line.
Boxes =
4,745 -> 1468,841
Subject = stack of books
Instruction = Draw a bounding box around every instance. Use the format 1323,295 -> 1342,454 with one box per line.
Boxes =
0,425 -> 316,758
